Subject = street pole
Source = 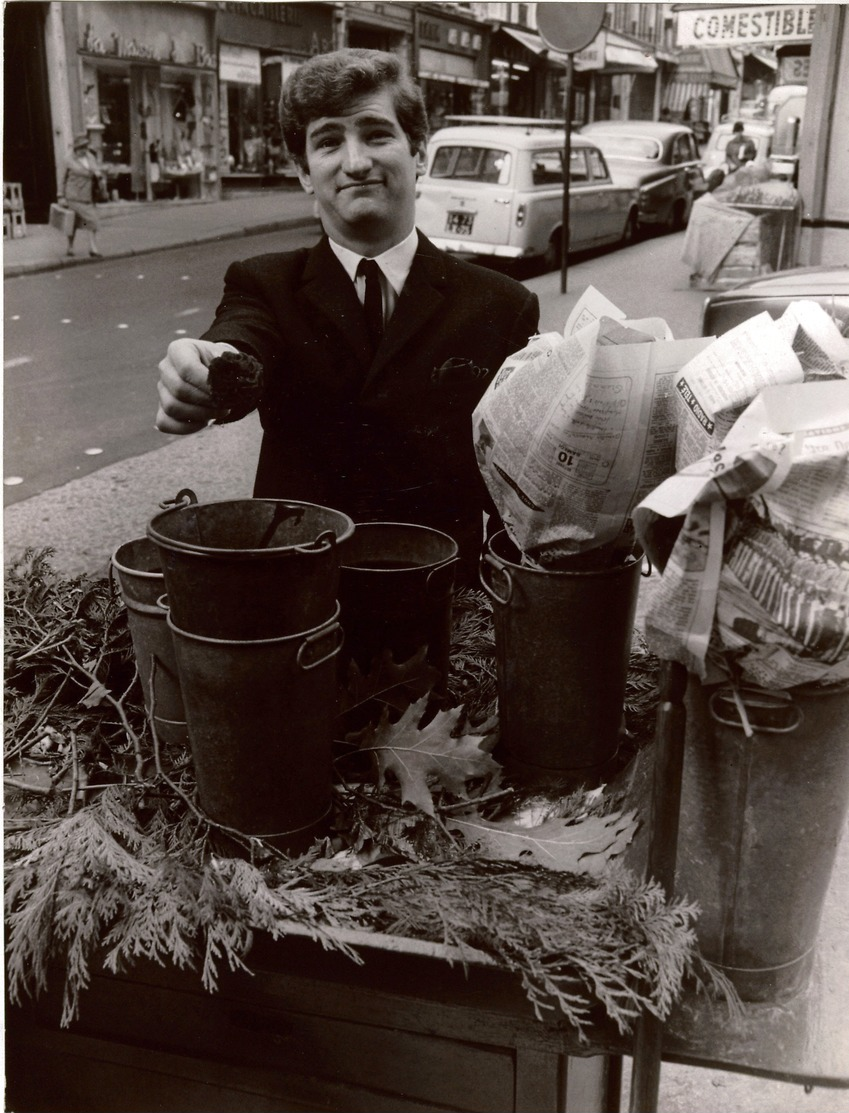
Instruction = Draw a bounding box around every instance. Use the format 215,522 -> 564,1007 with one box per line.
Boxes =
560,53 -> 573,295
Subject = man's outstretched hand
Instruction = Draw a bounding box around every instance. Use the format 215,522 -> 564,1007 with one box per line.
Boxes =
155,338 -> 240,434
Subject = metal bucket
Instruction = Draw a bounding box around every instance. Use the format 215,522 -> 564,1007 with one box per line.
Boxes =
676,677 -> 849,1002
480,531 -> 642,778
338,522 -> 459,695
147,493 -> 354,640
111,538 -> 187,748
167,604 -> 343,856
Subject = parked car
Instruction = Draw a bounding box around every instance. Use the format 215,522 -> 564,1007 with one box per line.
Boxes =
700,265 -> 849,337
414,123 -> 640,268
700,119 -> 774,183
580,120 -> 706,232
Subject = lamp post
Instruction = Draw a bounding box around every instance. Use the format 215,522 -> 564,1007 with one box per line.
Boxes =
536,3 -> 606,294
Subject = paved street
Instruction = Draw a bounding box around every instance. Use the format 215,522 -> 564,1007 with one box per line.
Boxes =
4,196 -> 849,1113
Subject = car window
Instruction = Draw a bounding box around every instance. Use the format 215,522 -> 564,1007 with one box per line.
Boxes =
593,135 -> 662,160
570,148 -> 589,182
587,148 -> 609,181
531,150 -> 562,186
429,145 -> 513,184
673,135 -> 693,163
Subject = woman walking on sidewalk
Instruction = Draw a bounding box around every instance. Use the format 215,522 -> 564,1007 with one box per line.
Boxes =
59,134 -> 104,257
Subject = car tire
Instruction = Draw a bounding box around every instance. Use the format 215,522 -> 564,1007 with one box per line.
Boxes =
544,230 -> 563,271
670,198 -> 688,232
622,207 -> 640,246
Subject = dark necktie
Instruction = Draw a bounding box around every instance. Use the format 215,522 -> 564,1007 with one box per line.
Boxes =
357,258 -> 384,348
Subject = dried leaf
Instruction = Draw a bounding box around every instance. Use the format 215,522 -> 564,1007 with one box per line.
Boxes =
447,809 -> 639,874
80,677 -> 110,708
359,696 -> 500,816
339,647 -> 440,715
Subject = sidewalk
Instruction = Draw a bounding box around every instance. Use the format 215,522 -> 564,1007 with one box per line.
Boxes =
3,185 -> 320,278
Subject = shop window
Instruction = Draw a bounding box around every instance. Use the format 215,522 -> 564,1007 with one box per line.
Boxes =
98,72 -> 131,166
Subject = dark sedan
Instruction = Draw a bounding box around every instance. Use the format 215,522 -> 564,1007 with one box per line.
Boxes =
701,265 -> 849,336
580,120 -> 706,233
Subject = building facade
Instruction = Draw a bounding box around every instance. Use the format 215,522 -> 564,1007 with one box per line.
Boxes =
5,1 -> 801,221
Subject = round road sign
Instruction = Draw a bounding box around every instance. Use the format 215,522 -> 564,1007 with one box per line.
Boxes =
537,2 -> 606,55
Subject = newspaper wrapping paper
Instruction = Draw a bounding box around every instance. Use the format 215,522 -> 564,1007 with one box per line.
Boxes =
634,379 -> 849,689
673,301 -> 848,472
472,287 -> 712,557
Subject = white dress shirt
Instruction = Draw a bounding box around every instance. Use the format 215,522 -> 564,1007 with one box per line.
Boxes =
328,227 -> 419,325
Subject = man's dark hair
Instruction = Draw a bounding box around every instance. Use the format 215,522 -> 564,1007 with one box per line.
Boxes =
732,120 -> 744,134
281,49 -> 429,168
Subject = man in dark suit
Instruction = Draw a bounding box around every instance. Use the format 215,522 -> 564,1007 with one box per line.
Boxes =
155,49 -> 539,578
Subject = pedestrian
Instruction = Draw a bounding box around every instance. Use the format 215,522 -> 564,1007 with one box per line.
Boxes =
724,121 -> 756,173
59,133 -> 104,257
155,48 -> 540,581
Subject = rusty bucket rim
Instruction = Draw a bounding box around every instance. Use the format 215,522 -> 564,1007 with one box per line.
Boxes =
164,600 -> 342,648
487,530 -> 643,580
340,520 -> 459,573
147,497 -> 355,558
111,536 -> 163,582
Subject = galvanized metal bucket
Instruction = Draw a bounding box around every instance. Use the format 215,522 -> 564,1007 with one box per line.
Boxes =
676,677 -> 849,1001
167,604 -> 343,856
480,531 -> 642,778
110,537 -> 187,749
338,522 -> 459,695
147,492 -> 354,640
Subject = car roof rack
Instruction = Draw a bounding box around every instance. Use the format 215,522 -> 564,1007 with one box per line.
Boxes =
443,115 -> 564,131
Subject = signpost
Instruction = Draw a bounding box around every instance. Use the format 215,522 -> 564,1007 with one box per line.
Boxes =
537,3 -> 606,294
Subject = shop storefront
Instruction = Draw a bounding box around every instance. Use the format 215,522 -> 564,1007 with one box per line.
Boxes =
575,29 -> 661,122
415,8 -> 490,129
344,2 -> 414,56
663,47 -> 739,137
215,2 -> 334,184
70,2 -> 219,201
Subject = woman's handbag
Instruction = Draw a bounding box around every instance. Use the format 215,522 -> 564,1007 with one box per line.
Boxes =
94,174 -> 109,203
49,202 -> 76,237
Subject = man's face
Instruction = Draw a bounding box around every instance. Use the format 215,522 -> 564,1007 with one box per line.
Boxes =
299,88 -> 423,253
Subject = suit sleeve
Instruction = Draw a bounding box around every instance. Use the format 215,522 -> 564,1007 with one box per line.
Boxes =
201,259 -> 285,375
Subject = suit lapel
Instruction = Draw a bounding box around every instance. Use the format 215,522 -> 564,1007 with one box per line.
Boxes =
361,232 -> 449,389
300,238 -> 373,366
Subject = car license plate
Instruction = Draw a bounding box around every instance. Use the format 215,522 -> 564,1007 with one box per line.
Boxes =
445,210 -> 475,235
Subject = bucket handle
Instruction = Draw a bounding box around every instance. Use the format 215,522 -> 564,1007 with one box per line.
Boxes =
293,529 -> 336,555
479,552 -> 513,606
159,488 -> 198,510
426,556 -> 461,597
297,621 -> 344,671
709,685 -> 803,734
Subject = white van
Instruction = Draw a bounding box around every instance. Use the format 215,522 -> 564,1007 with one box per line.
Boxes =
415,123 -> 639,268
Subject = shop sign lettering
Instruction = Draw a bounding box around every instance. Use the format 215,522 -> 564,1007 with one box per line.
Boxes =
676,5 -> 815,48
218,1 -> 302,26
80,24 -> 216,68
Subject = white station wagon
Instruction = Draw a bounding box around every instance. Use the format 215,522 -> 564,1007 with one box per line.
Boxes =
415,121 -> 639,268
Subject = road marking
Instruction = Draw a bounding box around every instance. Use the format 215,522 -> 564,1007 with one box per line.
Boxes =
4,356 -> 32,369
10,314 -> 20,320
117,323 -> 129,329
176,307 -> 200,317
4,477 -> 24,486
84,448 -> 104,456
61,318 -> 72,324
137,274 -> 145,279
175,329 -> 187,335
181,275 -> 190,280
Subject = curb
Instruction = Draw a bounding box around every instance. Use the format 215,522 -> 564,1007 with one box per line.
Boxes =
3,215 -> 320,278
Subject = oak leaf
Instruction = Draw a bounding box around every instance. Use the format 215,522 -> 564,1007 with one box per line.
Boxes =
359,696 -> 499,816
447,810 -> 638,875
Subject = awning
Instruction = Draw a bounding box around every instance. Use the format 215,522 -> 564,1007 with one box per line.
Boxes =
498,25 -> 657,73
674,47 -> 739,87
664,80 -> 711,114
501,25 -> 549,56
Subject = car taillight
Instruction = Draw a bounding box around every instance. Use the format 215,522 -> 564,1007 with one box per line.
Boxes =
516,203 -> 526,227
